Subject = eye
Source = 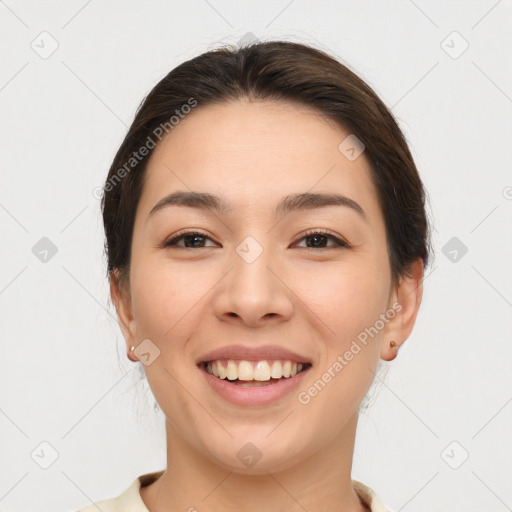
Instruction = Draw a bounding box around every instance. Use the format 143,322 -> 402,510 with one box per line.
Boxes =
294,229 -> 349,249
161,229 -> 350,250
162,231 -> 217,249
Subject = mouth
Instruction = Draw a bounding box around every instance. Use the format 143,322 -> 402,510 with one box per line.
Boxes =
198,359 -> 313,387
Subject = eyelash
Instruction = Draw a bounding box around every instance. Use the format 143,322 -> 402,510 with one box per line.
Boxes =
162,229 -> 350,250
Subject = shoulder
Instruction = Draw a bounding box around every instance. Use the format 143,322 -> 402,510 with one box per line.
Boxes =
70,470 -> 164,512
352,479 -> 395,512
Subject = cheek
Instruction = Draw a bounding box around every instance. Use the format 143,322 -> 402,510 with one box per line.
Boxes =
128,261 -> 205,414
129,257 -> 198,340
292,264 -> 387,430
290,258 -> 389,346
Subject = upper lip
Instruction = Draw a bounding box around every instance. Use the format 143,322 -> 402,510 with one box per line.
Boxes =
197,345 -> 312,365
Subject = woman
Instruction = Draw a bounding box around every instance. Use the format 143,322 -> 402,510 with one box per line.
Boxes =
75,40 -> 431,512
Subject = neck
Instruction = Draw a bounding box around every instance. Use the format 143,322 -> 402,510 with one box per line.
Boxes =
140,412 -> 367,512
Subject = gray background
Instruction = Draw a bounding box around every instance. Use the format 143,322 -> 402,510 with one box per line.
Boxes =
1,1 -> 511,511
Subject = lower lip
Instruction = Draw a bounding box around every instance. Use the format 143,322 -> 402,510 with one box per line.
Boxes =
199,364 -> 311,406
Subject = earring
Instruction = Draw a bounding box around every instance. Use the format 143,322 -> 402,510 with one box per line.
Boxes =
390,341 -> 397,348
128,346 -> 138,362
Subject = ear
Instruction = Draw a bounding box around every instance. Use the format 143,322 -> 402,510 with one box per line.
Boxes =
110,269 -> 139,362
381,258 -> 424,361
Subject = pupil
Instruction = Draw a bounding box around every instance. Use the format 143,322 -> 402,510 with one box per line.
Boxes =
185,235 -> 204,248
308,235 -> 326,248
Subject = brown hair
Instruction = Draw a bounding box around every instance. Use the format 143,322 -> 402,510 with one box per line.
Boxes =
102,40 -> 432,291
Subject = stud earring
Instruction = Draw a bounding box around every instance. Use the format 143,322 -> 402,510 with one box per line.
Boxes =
390,341 -> 397,348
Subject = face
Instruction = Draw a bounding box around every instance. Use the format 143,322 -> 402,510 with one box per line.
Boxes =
113,100 -> 422,474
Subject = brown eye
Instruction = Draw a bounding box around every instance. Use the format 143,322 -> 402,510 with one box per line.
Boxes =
295,230 -> 349,249
163,231 -> 217,249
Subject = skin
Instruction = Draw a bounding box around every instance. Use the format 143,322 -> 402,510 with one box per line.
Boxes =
111,100 -> 424,512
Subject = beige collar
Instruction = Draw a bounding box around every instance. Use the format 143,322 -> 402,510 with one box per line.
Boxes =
127,470 -> 393,512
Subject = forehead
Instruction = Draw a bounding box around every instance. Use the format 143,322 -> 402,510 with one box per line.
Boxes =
138,100 -> 379,219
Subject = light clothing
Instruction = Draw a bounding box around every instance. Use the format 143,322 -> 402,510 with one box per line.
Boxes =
73,470 -> 393,512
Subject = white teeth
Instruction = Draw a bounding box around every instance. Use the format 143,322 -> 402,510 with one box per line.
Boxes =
226,360 -> 238,380
238,360 -> 254,381
282,361 -> 292,378
253,361 -> 270,381
217,361 -> 227,379
270,361 -> 282,379
205,359 -> 308,380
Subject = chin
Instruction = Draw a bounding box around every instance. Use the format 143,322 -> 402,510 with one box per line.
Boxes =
203,433 -> 307,475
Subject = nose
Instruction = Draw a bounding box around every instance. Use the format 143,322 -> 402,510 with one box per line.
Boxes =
214,242 -> 294,327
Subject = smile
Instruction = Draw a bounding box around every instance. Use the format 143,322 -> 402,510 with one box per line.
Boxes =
202,359 -> 311,385
198,359 -> 312,406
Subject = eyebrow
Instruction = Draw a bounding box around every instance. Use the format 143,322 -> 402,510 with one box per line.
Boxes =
148,190 -> 367,222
